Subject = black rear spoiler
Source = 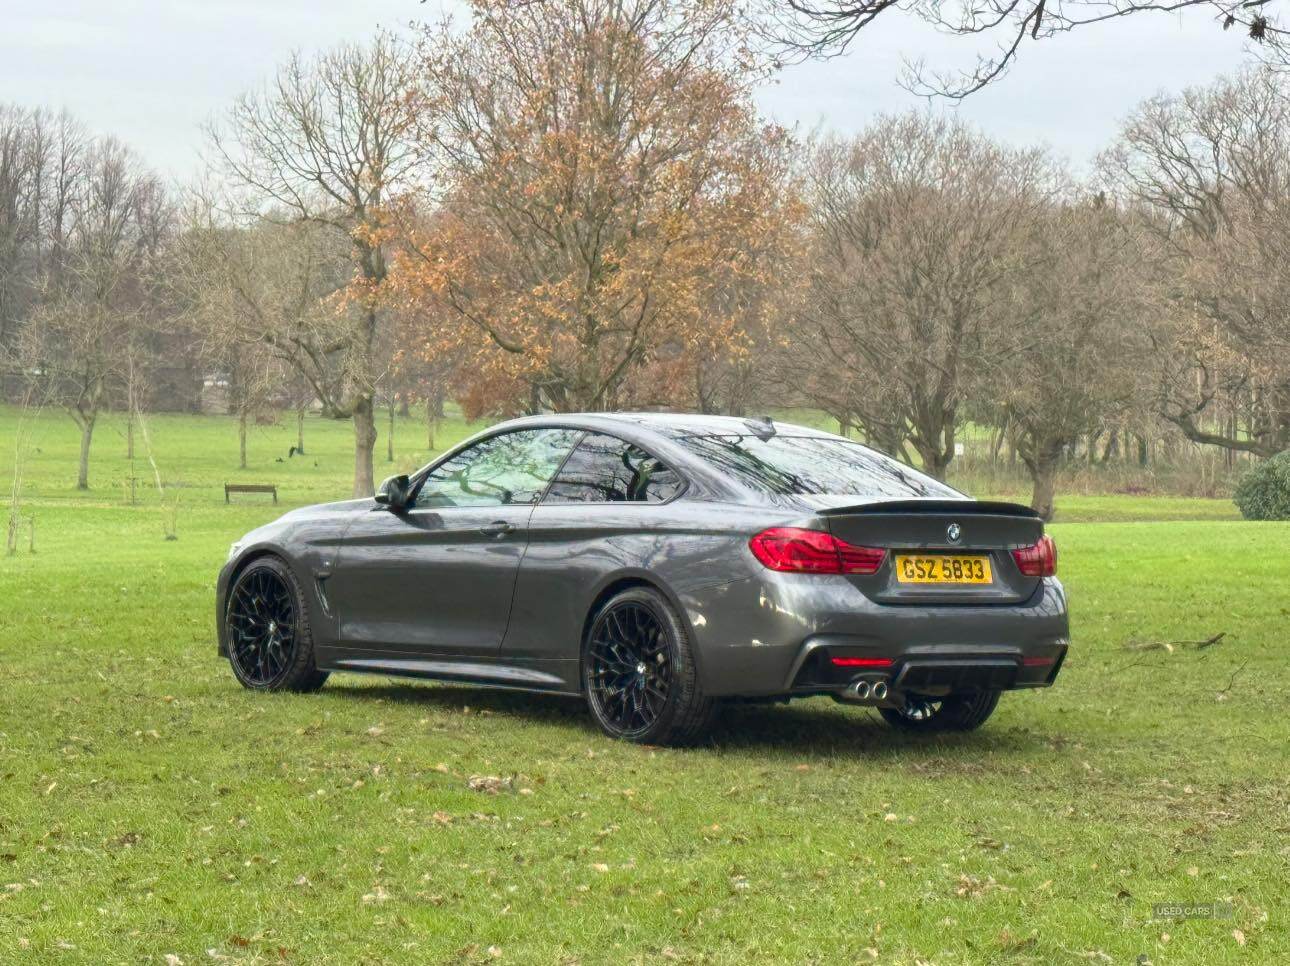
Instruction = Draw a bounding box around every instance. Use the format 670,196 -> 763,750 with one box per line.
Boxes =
815,499 -> 1041,519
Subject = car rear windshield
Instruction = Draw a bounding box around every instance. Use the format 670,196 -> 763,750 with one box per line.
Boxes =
672,433 -> 961,499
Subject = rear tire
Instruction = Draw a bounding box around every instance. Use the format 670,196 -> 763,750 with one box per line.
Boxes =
225,556 -> 329,693
879,689 -> 1000,732
582,587 -> 716,746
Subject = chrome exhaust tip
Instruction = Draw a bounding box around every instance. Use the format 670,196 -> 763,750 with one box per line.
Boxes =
872,681 -> 889,701
852,680 -> 871,700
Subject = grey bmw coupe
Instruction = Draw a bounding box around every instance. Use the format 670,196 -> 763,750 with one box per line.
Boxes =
217,414 -> 1069,744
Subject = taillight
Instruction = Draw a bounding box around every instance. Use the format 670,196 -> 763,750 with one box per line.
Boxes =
1011,534 -> 1057,577
748,527 -> 886,575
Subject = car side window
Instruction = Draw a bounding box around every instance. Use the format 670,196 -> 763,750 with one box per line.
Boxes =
543,432 -> 683,504
415,429 -> 581,509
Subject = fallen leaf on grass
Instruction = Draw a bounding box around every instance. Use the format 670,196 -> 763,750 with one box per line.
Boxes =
954,874 -> 1011,898
997,928 -> 1036,952
468,775 -> 515,795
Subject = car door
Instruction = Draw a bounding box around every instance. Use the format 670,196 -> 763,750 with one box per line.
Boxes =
503,432 -> 687,663
327,427 -> 582,657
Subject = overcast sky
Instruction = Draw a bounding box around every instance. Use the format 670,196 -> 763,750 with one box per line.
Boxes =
0,1 -> 1254,182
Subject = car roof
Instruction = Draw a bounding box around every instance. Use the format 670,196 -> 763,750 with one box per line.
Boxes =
499,411 -> 842,441
479,413 -> 851,504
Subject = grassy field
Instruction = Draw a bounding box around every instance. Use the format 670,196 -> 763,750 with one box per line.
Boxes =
0,406 -> 1285,963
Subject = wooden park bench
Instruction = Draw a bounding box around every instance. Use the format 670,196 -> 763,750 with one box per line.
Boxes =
225,483 -> 278,505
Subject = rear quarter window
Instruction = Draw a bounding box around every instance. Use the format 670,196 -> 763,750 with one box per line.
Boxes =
544,432 -> 683,504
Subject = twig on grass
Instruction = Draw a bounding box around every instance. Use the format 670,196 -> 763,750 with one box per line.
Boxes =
1216,660 -> 1248,697
1114,657 -> 1167,674
1122,632 -> 1226,653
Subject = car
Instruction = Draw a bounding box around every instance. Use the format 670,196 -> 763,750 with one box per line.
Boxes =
217,413 -> 1069,744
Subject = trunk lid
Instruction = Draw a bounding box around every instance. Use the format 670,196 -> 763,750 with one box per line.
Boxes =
817,498 -> 1044,605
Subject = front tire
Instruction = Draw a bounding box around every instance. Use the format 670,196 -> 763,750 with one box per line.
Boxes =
878,689 -> 1000,732
582,587 -> 715,745
225,557 -> 329,693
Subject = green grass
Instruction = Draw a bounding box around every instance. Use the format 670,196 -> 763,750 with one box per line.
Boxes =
3,404 -> 490,508
1,407 -> 1286,963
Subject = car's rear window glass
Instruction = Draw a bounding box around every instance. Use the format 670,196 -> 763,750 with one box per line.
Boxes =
672,433 -> 959,499
544,433 -> 683,504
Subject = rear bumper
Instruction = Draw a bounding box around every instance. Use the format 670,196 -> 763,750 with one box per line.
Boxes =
787,639 -> 1068,698
678,573 -> 1069,698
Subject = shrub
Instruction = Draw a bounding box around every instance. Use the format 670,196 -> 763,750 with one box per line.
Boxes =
1233,451 -> 1290,520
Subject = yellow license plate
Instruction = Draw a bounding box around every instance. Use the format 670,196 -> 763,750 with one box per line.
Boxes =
895,554 -> 992,584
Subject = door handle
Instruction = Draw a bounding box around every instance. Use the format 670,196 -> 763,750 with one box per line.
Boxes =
480,520 -> 515,537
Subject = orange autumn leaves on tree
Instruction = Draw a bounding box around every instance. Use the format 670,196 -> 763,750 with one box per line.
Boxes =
388,0 -> 799,414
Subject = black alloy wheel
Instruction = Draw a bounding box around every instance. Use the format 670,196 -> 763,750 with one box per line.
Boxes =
587,601 -> 672,737
225,558 -> 328,693
583,587 -> 715,745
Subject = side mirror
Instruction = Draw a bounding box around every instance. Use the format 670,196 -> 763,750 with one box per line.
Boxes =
375,474 -> 411,510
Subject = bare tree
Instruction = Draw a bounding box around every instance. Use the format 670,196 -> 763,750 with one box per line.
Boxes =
208,33 -> 424,496
170,200 -> 348,467
989,200 -> 1152,518
765,0 -> 1287,97
0,106 -> 47,349
1101,66 -> 1290,458
792,116 -> 1055,478
0,108 -> 87,362
20,137 -> 166,489
6,381 -> 49,555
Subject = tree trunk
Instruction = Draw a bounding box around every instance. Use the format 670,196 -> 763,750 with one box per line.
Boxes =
1086,429 -> 1101,464
990,422 -> 1006,464
1029,461 -> 1058,522
126,412 -> 135,460
387,397 -> 395,463
1100,429 -> 1119,463
352,394 -> 377,497
296,405 -> 306,456
911,437 -> 953,481
1023,441 -> 1064,522
238,409 -> 248,470
426,396 -> 436,450
77,416 -> 95,490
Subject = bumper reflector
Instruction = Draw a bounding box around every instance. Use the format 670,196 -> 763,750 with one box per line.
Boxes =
831,657 -> 894,668
1022,656 -> 1056,667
